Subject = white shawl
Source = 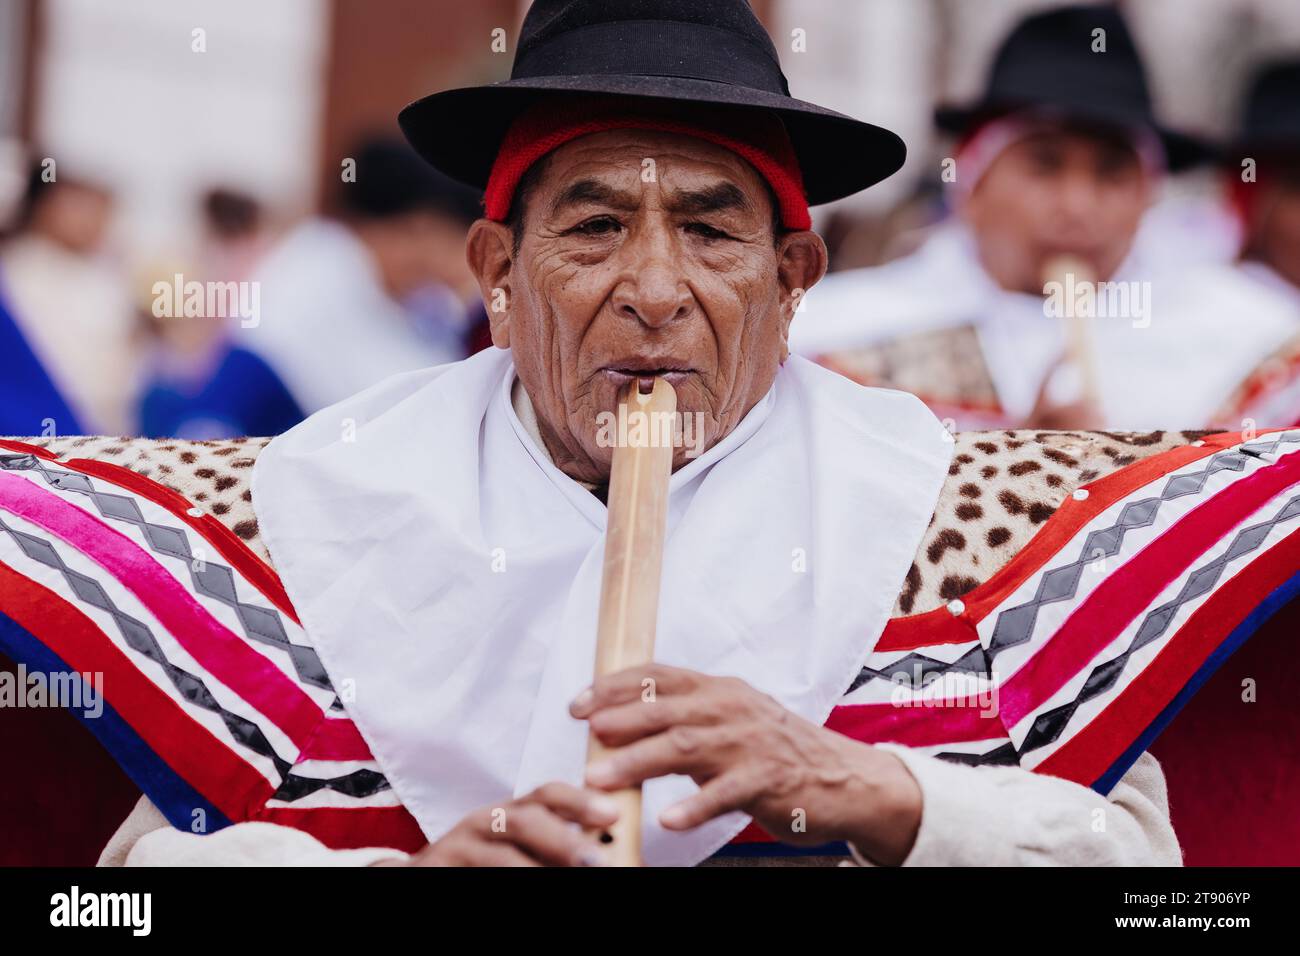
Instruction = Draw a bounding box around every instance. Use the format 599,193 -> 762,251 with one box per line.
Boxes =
252,348 -> 949,865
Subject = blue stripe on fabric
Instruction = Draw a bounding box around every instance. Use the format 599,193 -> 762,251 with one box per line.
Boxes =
709,839 -> 849,859
1092,568 -> 1300,795
0,608 -> 231,833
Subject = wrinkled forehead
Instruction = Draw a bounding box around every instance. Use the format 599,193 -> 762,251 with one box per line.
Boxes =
534,128 -> 771,206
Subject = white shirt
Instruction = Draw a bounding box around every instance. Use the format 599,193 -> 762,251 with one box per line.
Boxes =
793,223 -> 1298,427
237,219 -> 462,415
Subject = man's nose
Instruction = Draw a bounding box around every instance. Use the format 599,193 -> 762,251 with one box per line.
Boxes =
612,235 -> 693,328
1055,171 -> 1102,222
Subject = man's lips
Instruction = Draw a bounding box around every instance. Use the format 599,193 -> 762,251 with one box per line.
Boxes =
600,366 -> 695,391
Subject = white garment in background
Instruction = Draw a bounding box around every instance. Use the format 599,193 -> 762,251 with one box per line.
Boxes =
793,222 -> 1298,427
237,219 -> 461,415
1,236 -> 137,433
251,348 -> 951,866
1236,260 -> 1300,315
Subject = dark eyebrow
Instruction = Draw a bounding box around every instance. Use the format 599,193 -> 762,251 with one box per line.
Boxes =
547,178 -> 640,217
665,182 -> 753,217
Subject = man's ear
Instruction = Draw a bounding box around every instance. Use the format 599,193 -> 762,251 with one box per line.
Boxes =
466,219 -> 515,349
775,230 -> 828,363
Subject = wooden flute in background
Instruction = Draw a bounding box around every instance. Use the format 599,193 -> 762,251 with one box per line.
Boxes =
1042,253 -> 1101,409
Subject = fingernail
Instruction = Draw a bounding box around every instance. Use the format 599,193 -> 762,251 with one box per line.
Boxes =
570,688 -> 594,713
577,848 -> 607,867
586,760 -> 616,786
590,795 -> 620,820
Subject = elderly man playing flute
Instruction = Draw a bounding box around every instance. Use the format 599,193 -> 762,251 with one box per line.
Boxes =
95,0 -> 1179,867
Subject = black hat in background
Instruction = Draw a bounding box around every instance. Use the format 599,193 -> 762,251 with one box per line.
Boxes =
1232,58 -> 1300,155
397,0 -> 906,208
934,4 -> 1211,171
338,137 -> 483,224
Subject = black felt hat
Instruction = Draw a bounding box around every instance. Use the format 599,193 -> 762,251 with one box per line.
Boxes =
398,0 -> 906,207
1232,58 -> 1300,155
934,4 -> 1210,171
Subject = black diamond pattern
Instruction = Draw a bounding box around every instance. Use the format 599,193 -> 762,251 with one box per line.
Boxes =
0,456 -> 388,804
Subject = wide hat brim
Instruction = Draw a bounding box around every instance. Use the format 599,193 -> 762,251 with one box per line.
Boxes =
934,97 -> 1213,173
399,74 -> 907,209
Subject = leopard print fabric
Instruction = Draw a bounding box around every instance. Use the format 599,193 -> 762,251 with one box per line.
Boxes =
900,428 -> 1226,615
29,435 -> 272,562
24,429 -> 1225,617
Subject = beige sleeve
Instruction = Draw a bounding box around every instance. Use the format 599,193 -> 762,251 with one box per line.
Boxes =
843,746 -> 1181,867
97,796 -> 411,867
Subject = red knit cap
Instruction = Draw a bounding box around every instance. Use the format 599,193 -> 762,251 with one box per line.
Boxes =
483,98 -> 812,230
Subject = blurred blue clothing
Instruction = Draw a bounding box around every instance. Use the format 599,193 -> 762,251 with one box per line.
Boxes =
138,344 -> 303,439
0,284 -> 84,436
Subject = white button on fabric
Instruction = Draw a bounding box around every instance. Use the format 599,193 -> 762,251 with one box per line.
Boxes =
1072,488 -> 1089,501
186,507 -> 204,518
946,599 -> 965,616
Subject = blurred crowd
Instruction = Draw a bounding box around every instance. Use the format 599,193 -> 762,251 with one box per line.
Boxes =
1,1 -> 1299,439
1,135 -> 490,438
794,5 -> 1300,432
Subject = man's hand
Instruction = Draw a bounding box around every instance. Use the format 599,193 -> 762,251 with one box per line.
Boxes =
570,664 -> 923,865
382,783 -> 619,866
1022,353 -> 1104,429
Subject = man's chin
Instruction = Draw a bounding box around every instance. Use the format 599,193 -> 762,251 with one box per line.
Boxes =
572,382 -> 716,474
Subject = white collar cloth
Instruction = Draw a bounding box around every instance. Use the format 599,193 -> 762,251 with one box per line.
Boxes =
252,348 -> 950,865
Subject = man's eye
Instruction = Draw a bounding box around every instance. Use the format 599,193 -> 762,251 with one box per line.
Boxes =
570,216 -> 622,237
685,222 -> 731,240
1097,152 -> 1139,181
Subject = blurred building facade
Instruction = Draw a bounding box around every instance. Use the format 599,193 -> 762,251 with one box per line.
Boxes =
5,0 -> 1300,267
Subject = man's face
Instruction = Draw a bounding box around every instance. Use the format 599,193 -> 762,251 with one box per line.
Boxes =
356,209 -> 471,301
467,129 -> 826,483
1246,161 -> 1300,289
34,182 -> 114,255
962,127 -> 1153,293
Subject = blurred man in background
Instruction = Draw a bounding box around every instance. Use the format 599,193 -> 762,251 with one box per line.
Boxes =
1228,59 -> 1300,309
237,137 -> 485,415
0,161 -> 135,434
792,5 -> 1297,431
134,189 -> 304,438
0,277 -> 83,437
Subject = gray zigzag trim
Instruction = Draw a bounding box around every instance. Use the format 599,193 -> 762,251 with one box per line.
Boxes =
0,512 -> 291,773
852,431 -> 1300,770
986,432 -> 1300,660
0,460 -> 388,804
845,432 -> 1300,697
1017,492 -> 1300,757
0,453 -> 333,695
848,644 -> 989,694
